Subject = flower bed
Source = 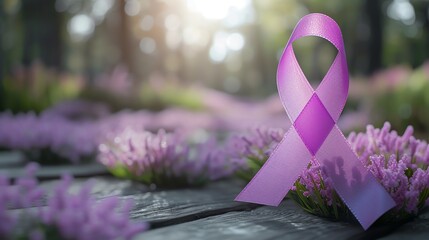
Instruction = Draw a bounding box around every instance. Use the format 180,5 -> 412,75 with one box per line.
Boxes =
228,122 -> 429,224
98,128 -> 233,188
0,113 -> 98,165
0,163 -> 147,240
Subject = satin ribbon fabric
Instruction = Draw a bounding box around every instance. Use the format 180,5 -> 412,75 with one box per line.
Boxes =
235,13 -> 396,230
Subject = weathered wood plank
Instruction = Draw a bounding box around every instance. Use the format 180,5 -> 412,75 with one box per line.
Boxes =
380,211 -> 429,239
127,180 -> 257,227
7,170 -> 417,239
0,151 -> 108,178
136,199 -> 400,240
34,178 -> 256,228
39,177 -> 148,198
0,163 -> 109,179
0,151 -> 25,167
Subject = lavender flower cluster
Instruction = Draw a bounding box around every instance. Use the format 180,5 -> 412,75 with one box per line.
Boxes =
350,123 -> 429,217
0,112 -> 98,164
0,91 -> 288,165
0,163 -> 147,240
225,126 -> 284,181
98,128 -> 232,188
229,122 -> 429,223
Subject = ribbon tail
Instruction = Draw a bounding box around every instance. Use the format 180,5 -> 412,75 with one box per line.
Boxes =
316,126 -> 396,230
235,127 -> 312,206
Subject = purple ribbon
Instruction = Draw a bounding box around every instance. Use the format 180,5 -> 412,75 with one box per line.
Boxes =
235,13 -> 396,230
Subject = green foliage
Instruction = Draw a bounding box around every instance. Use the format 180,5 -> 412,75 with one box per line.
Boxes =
138,83 -> 205,111
109,164 -> 208,189
289,180 -> 351,222
15,224 -> 63,240
80,81 -> 204,112
371,64 -> 429,137
0,64 -> 81,113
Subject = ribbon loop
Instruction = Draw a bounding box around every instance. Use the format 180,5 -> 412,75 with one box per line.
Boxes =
279,13 -> 348,122
288,13 -> 345,53
235,13 -> 396,230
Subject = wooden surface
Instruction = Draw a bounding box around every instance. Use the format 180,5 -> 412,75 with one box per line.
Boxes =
1,152 -> 428,239
0,151 -> 108,178
38,177 -> 426,240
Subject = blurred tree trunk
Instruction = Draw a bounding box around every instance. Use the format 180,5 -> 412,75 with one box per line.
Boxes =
365,0 -> 383,74
21,0 -> 62,69
251,4 -> 269,95
118,0 -> 133,75
250,0 -> 272,96
153,1 -> 167,75
421,2 -> 429,63
84,28 -> 96,85
423,3 -> 429,61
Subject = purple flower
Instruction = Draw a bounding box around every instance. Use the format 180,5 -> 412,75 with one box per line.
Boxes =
39,176 -> 147,240
345,123 -> 429,215
301,122 -> 429,220
224,126 -> 284,181
0,163 -> 147,239
230,122 -> 429,222
0,112 -> 99,164
98,128 -> 232,187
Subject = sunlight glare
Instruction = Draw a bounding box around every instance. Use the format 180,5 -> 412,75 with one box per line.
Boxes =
226,33 -> 245,51
68,14 -> 95,41
186,0 -> 250,20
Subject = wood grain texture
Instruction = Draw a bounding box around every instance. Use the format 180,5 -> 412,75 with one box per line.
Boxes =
0,151 -> 25,167
5,172 -> 426,239
127,180 -> 257,227
0,151 -> 108,178
380,211 -> 429,240
34,177 -> 256,228
136,199 -> 402,240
